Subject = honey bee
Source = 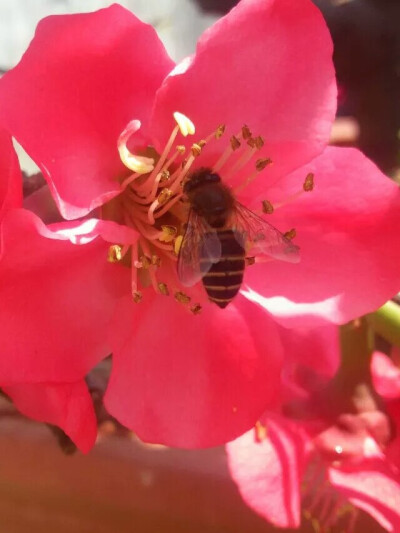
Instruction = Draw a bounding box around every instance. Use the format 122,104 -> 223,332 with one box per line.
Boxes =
178,167 -> 300,308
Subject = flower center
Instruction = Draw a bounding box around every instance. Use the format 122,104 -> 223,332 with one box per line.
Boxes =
102,112 -> 311,312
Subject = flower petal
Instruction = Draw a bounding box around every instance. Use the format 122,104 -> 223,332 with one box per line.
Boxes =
0,128 -> 22,217
105,294 -> 283,448
0,5 -> 174,219
151,0 -> 336,184
371,352 -> 400,400
0,209 -> 132,382
245,147 -> 400,326
329,460 -> 400,532
3,380 -> 97,453
226,416 -> 307,528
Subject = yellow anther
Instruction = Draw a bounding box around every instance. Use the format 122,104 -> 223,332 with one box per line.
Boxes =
230,135 -> 241,151
255,421 -> 268,442
215,124 -> 226,138
284,228 -> 297,240
173,112 -> 195,137
133,290 -> 143,303
246,256 -> 256,266
262,199 -> 274,214
119,149 -> 154,174
191,143 -> 202,157
151,254 -> 161,267
158,282 -> 169,296
160,170 -> 170,183
107,244 -> 122,263
198,139 -> 207,148
175,291 -> 191,304
174,234 -> 183,255
157,188 -> 173,205
190,303 -> 202,315
256,158 -> 272,171
303,172 -> 315,192
242,124 -> 252,139
159,225 -> 177,243
254,136 -> 265,149
139,255 -> 151,269
176,145 -> 186,154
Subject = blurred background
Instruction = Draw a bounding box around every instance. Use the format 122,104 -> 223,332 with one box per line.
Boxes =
0,0 -> 399,532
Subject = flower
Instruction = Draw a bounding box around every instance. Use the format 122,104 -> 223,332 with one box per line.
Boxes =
0,129 -> 96,453
0,0 -> 399,448
227,326 -> 400,532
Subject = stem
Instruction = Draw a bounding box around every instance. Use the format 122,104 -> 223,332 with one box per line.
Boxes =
339,318 -> 374,376
366,301 -> 400,348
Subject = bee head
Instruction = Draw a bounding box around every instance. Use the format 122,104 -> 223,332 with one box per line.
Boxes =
183,167 -> 221,194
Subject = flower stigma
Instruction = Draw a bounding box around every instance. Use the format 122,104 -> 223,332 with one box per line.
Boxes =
102,112 -> 308,311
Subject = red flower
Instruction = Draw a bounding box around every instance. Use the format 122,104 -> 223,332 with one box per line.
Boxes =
227,327 -> 400,531
0,0 -> 399,448
0,130 -> 96,452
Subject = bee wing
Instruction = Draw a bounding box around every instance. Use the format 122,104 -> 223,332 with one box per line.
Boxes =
177,209 -> 222,287
231,201 -> 300,263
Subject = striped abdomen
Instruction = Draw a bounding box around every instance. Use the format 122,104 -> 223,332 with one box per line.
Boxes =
201,230 -> 245,309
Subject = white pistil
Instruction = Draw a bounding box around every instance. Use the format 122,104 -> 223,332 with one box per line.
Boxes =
173,112 -> 195,136
118,121 -> 155,174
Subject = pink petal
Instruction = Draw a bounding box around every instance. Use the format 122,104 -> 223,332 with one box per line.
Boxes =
151,0 -> 336,185
371,352 -> 400,399
245,147 -> 400,326
280,324 -> 340,378
329,460 -> 400,532
0,209 -> 132,382
3,380 -> 97,453
226,416 -> 307,528
0,128 -> 22,217
105,294 -> 283,448
0,5 -> 174,219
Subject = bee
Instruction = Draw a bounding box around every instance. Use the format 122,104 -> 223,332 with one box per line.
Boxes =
178,167 -> 300,308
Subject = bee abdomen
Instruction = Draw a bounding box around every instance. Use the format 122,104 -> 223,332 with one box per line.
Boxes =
202,230 -> 245,309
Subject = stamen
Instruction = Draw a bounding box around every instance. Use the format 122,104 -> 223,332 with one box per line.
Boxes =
153,193 -> 184,219
158,282 -> 169,296
190,303 -> 202,315
157,188 -> 173,206
254,421 -> 268,442
107,245 -> 122,263
246,256 -> 256,266
133,291 -> 143,303
151,255 -> 161,267
130,245 -> 140,301
120,172 -> 141,191
256,157 -> 272,171
190,143 -> 203,157
173,112 -> 195,137
262,199 -> 274,214
274,172 -> 315,210
174,291 -> 191,304
284,228 -> 297,240
241,124 -> 252,139
140,238 -> 161,293
174,235 -> 183,255
230,135 -> 241,151
159,225 -> 177,243
224,144 -> 257,180
234,158 -> 272,194
215,124 -> 226,139
304,172 -> 314,191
